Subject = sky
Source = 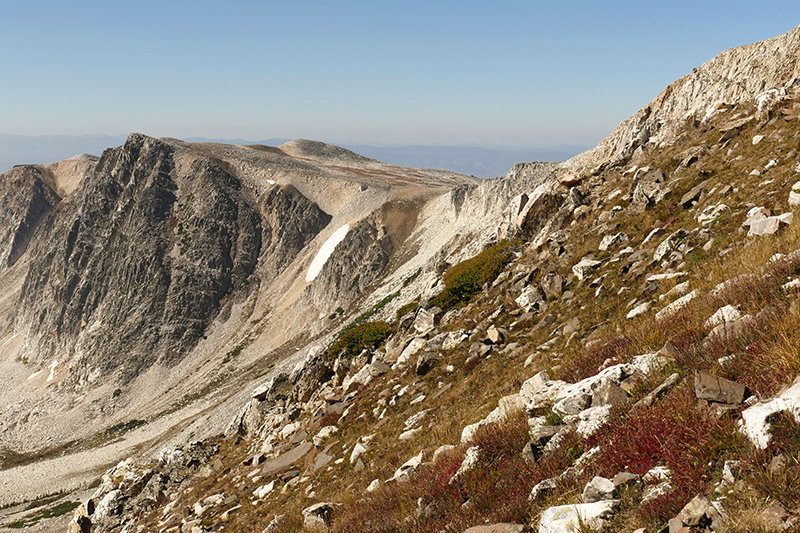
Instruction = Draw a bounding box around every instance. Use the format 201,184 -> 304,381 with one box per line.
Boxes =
2,1 -> 799,149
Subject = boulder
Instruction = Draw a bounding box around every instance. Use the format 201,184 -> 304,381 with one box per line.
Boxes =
516,185 -> 565,239
654,229 -> 689,262
302,502 -> 339,530
516,285 -> 545,313
572,256 -> 602,281
676,494 -> 719,529
704,305 -> 742,329
486,325 -> 505,344
541,273 -> 563,299
415,352 -> 439,375
413,307 -> 442,333
694,371 -> 746,405
389,451 -> 425,482
655,289 -> 699,322
582,476 -> 616,503
397,337 -> 426,365
599,233 -> 630,251
740,377 -> 800,448
539,500 -> 620,533
679,180 -> 709,208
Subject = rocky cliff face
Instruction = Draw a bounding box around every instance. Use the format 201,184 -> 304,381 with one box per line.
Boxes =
0,166 -> 61,273
12,134 -> 264,383
0,131 -> 478,459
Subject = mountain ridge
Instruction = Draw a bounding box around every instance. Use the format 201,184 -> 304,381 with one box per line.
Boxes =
3,23 -> 800,533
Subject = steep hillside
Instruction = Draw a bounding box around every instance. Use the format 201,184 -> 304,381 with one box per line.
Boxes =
3,23 -> 800,533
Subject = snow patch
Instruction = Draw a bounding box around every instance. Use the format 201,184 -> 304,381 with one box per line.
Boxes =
306,225 -> 350,282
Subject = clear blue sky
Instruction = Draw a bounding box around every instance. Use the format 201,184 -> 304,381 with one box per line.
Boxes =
1,1 -> 798,148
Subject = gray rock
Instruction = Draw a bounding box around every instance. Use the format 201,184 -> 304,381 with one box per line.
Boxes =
541,273 -> 563,299
599,232 -> 630,251
416,352 -> 439,375
413,307 -> 442,333
676,494 -> 718,528
529,477 -> 559,501
572,256 -> 602,280
583,476 -> 616,503
516,285 -> 544,313
302,502 -> 339,530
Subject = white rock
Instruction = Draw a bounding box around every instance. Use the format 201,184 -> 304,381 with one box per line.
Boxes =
572,257 -> 602,281
583,476 -> 616,503
432,444 -> 456,462
398,428 -> 422,441
442,329 -> 468,350
599,233 -> 630,251
704,305 -> 742,329
641,481 -> 674,505
790,191 -> 800,207
740,377 -> 800,449
397,338 -> 426,365
538,500 -> 620,533
626,302 -> 650,319
642,466 -> 672,484
516,285 -> 543,313
366,479 -> 381,492
253,480 -> 275,499
568,405 -> 612,438
389,451 -> 424,482
782,278 -> 800,291
646,272 -> 687,282
752,135 -> 765,145
520,371 -> 551,401
404,409 -> 432,430
655,289 -> 700,321
313,426 -> 339,447
350,442 -> 368,464
449,446 -> 481,484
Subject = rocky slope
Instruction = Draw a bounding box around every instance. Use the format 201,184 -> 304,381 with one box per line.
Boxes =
3,22 -> 800,533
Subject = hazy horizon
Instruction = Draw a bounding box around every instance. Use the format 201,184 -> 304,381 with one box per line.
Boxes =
0,133 -> 590,178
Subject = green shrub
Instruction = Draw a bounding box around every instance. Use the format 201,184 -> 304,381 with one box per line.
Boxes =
431,241 -> 513,310
396,300 -> 419,321
326,321 -> 391,360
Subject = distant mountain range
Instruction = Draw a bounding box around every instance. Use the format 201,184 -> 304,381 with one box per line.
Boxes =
0,134 -> 588,178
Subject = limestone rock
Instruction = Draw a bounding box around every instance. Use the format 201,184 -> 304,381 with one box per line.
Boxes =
572,256 -> 602,281
302,502 -> 339,530
583,476 -> 616,503
516,285 -> 545,313
538,500 -> 620,533
599,232 -> 630,251
740,377 -> 800,448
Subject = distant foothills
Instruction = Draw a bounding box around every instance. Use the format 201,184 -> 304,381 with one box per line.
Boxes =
0,134 -> 588,179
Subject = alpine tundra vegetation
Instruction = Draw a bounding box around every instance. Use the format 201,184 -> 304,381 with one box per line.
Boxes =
3,23 -> 800,533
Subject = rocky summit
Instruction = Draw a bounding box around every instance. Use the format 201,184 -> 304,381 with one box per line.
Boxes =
3,24 -> 800,533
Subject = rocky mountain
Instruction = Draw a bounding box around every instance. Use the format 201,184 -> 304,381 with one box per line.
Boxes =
2,23 -> 800,533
